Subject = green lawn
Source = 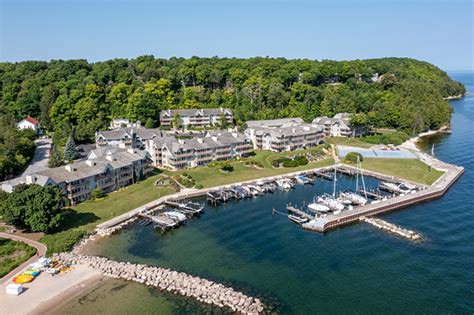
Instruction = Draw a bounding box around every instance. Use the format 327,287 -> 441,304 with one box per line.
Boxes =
326,137 -> 374,149
164,151 -> 335,188
61,174 -> 175,232
0,238 -> 36,277
359,158 -> 444,185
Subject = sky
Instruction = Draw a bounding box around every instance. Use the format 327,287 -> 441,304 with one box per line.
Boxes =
1,0 -> 473,70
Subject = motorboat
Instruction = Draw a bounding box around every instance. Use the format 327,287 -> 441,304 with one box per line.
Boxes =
288,214 -> 309,225
163,211 -> 187,223
339,191 -> 368,206
307,202 -> 331,213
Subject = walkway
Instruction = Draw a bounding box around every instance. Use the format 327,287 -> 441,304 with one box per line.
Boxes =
22,138 -> 52,176
0,232 -> 47,284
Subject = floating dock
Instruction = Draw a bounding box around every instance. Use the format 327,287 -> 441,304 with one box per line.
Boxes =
286,205 -> 314,221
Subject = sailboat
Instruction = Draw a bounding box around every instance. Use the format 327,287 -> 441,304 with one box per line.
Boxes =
339,156 -> 368,206
317,163 -> 345,214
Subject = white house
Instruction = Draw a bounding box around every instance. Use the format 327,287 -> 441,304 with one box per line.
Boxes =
16,116 -> 41,134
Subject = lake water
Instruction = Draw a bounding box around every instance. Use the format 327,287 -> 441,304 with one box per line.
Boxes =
58,71 -> 474,314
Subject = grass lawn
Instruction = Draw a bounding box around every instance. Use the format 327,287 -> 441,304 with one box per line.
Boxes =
59,173 -> 176,232
359,158 -> 444,185
326,137 -> 374,149
164,151 -> 335,188
0,238 -> 36,277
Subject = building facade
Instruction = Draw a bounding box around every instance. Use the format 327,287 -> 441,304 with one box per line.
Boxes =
146,131 -> 253,170
16,116 -> 41,134
95,128 -> 166,149
312,112 -> 367,137
109,118 -> 142,130
245,118 -> 325,152
1,148 -> 152,205
159,108 -> 233,128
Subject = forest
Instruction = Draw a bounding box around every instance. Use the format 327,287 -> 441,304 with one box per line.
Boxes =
0,56 -> 465,146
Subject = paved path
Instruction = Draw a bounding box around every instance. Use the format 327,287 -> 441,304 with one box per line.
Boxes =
0,233 -> 47,284
22,138 -> 52,176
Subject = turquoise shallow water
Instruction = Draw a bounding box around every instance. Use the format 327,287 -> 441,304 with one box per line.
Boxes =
61,72 -> 474,314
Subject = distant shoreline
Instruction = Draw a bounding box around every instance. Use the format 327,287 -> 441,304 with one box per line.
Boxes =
443,94 -> 464,100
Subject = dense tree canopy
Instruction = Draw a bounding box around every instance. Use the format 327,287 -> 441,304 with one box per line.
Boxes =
0,117 -> 36,181
0,184 -> 64,232
0,56 -> 465,144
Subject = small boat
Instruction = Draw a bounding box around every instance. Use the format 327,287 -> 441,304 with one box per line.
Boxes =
317,194 -> 345,212
163,211 -> 187,223
295,175 -> 311,185
13,274 -> 34,284
288,214 -> 309,225
307,202 -> 331,213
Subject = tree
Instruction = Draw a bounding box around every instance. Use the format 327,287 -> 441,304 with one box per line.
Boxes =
0,184 -> 64,232
48,148 -> 64,168
344,152 -> 363,164
172,114 -> 181,130
63,135 -> 78,161
219,113 -> 228,129
144,117 -> 156,128
92,188 -> 104,199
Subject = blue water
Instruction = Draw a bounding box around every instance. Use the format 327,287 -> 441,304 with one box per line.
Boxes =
61,72 -> 474,314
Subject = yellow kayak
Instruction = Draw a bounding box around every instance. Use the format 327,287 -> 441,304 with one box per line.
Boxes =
13,274 -> 34,284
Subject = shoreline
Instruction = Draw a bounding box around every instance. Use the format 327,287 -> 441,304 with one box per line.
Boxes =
1,264 -> 101,315
443,93 -> 464,100
399,125 -> 450,152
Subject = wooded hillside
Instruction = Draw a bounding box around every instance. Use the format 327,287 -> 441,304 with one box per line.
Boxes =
0,57 -> 465,143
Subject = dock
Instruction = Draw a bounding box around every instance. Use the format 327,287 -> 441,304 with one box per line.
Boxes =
286,205 -> 314,221
313,171 -> 333,181
139,213 -> 177,228
310,162 -> 464,232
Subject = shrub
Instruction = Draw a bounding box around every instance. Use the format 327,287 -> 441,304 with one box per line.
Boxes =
221,163 -> 234,172
344,152 -> 364,163
195,184 -> 204,189
40,229 -> 86,255
92,188 -> 104,199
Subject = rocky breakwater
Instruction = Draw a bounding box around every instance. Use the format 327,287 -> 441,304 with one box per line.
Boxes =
53,252 -> 264,314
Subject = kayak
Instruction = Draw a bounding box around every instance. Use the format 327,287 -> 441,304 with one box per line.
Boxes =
23,269 -> 41,277
13,274 -> 34,284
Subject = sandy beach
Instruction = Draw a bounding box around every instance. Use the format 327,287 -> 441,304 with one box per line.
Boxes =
0,264 -> 101,315
399,126 -> 450,152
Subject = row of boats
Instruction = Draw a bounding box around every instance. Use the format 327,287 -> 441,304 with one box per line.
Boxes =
139,201 -> 205,230
206,175 -> 314,204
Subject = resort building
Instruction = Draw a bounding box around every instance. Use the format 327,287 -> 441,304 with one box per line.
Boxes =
245,118 -> 325,152
109,118 -> 142,130
146,131 -> 253,170
312,112 -> 366,137
1,148 -> 152,205
159,108 -> 233,128
95,128 -> 167,149
16,116 -> 41,134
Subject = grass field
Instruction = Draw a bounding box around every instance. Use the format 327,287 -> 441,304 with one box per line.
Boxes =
326,137 -> 374,149
164,150 -> 334,188
0,238 -> 36,277
360,158 -> 444,185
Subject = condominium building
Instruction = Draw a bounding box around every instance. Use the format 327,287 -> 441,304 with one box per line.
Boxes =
245,118 -> 325,152
95,128 -> 166,149
159,108 -> 233,128
312,112 -> 366,137
1,148 -> 152,205
146,131 -> 253,170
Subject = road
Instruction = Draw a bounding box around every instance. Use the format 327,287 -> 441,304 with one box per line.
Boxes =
0,232 -> 47,284
22,138 -> 52,176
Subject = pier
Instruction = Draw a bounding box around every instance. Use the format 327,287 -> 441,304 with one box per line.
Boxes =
286,205 -> 314,221
310,162 -> 464,232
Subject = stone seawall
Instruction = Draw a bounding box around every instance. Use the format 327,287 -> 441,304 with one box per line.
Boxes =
54,252 -> 264,314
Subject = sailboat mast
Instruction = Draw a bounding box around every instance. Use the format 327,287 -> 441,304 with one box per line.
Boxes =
333,162 -> 337,198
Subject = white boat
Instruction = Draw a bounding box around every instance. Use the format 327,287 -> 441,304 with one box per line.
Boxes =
246,185 -> 262,195
288,214 -> 309,225
380,181 -> 411,194
339,191 -> 368,206
318,195 -> 345,212
163,211 -> 187,223
307,202 -> 331,213
276,179 -> 292,190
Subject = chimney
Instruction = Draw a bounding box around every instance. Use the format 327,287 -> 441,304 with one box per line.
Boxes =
65,164 -> 74,172
25,175 -> 35,184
